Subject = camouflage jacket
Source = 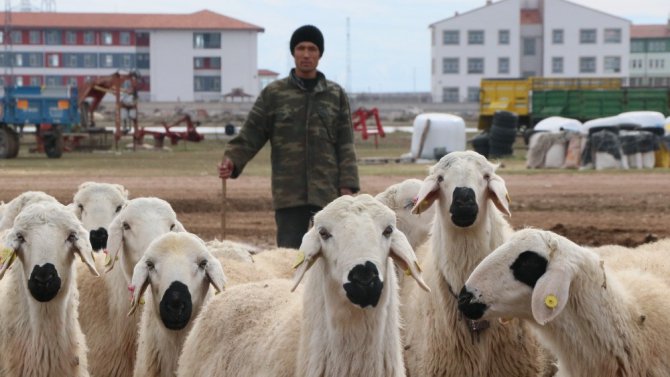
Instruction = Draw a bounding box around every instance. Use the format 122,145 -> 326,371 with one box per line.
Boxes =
224,69 -> 360,210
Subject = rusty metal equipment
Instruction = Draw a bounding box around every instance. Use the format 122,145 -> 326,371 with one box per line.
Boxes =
352,107 -> 385,148
134,113 -> 204,148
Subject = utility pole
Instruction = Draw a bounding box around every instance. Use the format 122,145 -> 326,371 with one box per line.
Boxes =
346,17 -> 352,93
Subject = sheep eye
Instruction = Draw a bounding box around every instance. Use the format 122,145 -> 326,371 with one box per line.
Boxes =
437,175 -> 444,183
67,232 -> 78,243
170,224 -> 176,231
122,222 -> 130,231
77,204 -> 84,211
146,260 -> 155,270
484,173 -> 491,180
383,225 -> 393,238
198,260 -> 208,269
115,205 -> 122,213
16,233 -> 25,243
318,227 -> 331,240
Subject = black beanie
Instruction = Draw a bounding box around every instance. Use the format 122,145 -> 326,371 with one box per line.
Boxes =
290,25 -> 324,57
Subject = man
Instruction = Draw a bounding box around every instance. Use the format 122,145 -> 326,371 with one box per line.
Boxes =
218,25 -> 360,248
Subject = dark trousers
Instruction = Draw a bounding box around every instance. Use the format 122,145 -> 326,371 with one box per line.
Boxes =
274,205 -> 322,249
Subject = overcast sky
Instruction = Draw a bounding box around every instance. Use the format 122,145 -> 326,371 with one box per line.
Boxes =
25,0 -> 670,93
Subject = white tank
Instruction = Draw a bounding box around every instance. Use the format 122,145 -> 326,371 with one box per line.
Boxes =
617,111 -> 665,128
534,116 -> 582,133
410,113 -> 466,159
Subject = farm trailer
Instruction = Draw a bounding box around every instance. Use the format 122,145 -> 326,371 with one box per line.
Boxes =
0,85 -> 81,159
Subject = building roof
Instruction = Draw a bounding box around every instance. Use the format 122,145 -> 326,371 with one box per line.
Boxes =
258,69 -> 279,77
0,9 -> 264,32
631,24 -> 670,38
520,9 -> 541,25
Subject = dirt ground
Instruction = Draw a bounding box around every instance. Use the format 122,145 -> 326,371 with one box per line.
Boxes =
1,171 -> 668,248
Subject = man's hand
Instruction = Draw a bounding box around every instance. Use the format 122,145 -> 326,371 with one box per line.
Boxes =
339,188 -> 354,196
218,158 -> 234,179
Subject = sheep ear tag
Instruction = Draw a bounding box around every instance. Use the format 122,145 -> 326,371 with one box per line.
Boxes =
292,251 -> 305,269
544,294 -> 558,309
0,247 -> 17,278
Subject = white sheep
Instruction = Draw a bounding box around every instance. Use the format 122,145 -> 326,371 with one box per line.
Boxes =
375,178 -> 435,250
72,181 -> 129,252
459,228 -> 670,377
129,232 -> 226,377
402,151 -> 551,376
77,197 -> 186,377
0,202 -> 99,377
0,191 -> 59,230
205,239 -> 257,262
177,194 -> 429,377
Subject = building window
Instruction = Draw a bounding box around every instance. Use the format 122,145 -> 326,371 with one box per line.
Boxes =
14,54 -> 23,67
83,54 -> 96,68
84,31 -> 95,45
0,53 -> 5,67
28,53 -> 40,67
442,87 -> 459,103
194,76 -> 221,92
122,54 -> 132,68
67,77 -> 77,86
48,54 -> 60,67
604,28 -> 621,43
467,58 -> 484,74
45,30 -> 61,45
136,32 -> 150,46
102,32 -> 113,45
29,30 -> 40,44
468,30 -> 484,45
136,53 -> 150,69
579,57 -> 596,73
193,33 -> 221,49
552,29 -> 563,44
66,31 -> 77,45
46,76 -> 58,86
467,87 -> 480,102
15,76 -> 23,86
631,40 -> 645,53
30,76 -> 41,86
0,31 -> 3,44
648,40 -> 668,52
120,32 -> 131,45
442,58 -> 459,74
194,57 -> 204,69
498,57 -> 509,74
442,30 -> 459,45
11,31 -> 22,44
210,57 -> 221,69
552,57 -> 564,73
604,56 -> 621,73
103,54 -> 114,67
523,38 -> 535,56
580,29 -> 596,44
68,54 -> 77,67
498,30 -> 509,45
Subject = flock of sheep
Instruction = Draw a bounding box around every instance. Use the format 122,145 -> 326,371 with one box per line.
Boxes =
1,150 -> 669,377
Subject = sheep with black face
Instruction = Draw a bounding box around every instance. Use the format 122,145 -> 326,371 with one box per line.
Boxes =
129,232 -> 225,377
0,202 -> 99,377
459,228 -> 670,377
177,194 -> 429,377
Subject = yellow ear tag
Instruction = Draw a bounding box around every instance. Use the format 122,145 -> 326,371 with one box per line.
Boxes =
506,192 -> 512,204
139,297 -> 145,305
414,260 -> 423,272
0,247 -> 16,267
544,294 -> 558,309
404,269 -> 411,276
292,251 -> 305,269
104,253 -> 111,267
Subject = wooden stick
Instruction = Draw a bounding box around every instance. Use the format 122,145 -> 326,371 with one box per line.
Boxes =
220,178 -> 227,239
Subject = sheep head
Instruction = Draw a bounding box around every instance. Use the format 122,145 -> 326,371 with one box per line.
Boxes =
0,202 -> 99,302
128,232 -> 226,330
105,197 -> 186,283
412,151 -> 511,227
0,191 -> 59,231
291,195 -> 429,308
72,181 -> 129,252
458,228 -> 582,325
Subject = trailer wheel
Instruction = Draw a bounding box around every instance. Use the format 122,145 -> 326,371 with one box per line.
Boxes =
44,126 -> 64,159
0,127 -> 18,159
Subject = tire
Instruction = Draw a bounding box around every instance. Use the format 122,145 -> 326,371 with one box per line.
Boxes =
493,111 -> 518,129
0,127 -> 16,159
471,133 -> 490,158
7,127 -> 19,158
44,126 -> 64,159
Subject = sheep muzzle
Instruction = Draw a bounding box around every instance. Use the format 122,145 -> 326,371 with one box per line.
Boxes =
159,281 -> 193,330
28,263 -> 62,302
344,261 -> 383,308
450,187 -> 478,227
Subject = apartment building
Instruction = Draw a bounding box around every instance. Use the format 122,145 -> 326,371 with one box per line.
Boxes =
430,0 -> 630,103
0,10 -> 263,101
630,22 -> 670,87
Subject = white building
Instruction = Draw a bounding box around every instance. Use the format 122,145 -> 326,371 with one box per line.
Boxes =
430,0 -> 630,103
0,10 -> 264,102
629,22 -> 670,87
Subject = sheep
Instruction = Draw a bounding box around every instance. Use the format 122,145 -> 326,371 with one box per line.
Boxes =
129,232 -> 226,377
71,181 -> 129,252
219,247 -> 297,284
0,191 -> 59,231
375,178 -> 435,250
0,202 -> 99,377
402,151 -> 551,376
458,228 -> 670,377
77,197 -> 185,377
177,194 -> 430,377
205,239 -> 257,262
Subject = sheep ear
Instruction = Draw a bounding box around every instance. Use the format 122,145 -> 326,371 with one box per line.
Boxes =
0,231 -> 20,280
389,230 -> 430,292
205,258 -> 227,294
290,227 -> 321,292
128,258 -> 150,316
172,219 -> 186,232
73,225 -> 100,277
411,175 -> 441,215
531,264 -> 572,325
487,174 -> 511,217
113,184 -> 129,199
105,217 -> 124,272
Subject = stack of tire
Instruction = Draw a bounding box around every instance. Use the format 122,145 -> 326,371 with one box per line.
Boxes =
471,132 -> 490,158
488,110 -> 518,158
